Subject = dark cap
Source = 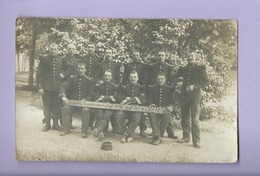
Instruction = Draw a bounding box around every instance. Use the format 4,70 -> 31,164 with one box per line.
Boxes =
101,141 -> 112,151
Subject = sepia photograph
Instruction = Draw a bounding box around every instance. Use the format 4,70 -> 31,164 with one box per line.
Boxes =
15,17 -> 237,163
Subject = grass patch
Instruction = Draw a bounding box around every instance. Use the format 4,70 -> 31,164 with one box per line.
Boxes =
16,148 -> 236,163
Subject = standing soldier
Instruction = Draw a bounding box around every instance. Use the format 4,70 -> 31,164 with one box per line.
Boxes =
92,70 -> 119,140
147,50 -> 173,85
147,50 -> 177,139
81,42 -> 101,129
97,47 -> 121,84
123,49 -> 148,137
115,71 -> 146,143
122,49 -> 147,85
59,62 -> 94,138
147,72 -> 175,145
176,50 -> 209,148
60,43 -> 79,81
81,42 -> 101,81
36,42 -> 63,132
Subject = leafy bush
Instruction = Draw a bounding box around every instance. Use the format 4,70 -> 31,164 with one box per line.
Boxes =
200,104 -> 237,122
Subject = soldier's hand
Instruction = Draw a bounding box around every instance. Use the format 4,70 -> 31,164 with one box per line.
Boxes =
60,73 -> 64,78
99,80 -> 104,85
176,81 -> 183,88
149,104 -> 157,107
62,97 -> 68,105
186,85 -> 195,92
99,95 -> 105,99
38,89 -> 44,95
125,97 -> 131,100
167,106 -> 174,112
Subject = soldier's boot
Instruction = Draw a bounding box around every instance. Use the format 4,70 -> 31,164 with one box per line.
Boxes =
139,126 -> 146,138
89,116 -> 95,130
70,119 -> 76,130
52,119 -> 62,131
42,119 -> 51,132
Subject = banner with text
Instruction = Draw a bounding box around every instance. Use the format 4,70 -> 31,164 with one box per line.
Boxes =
67,100 -> 171,114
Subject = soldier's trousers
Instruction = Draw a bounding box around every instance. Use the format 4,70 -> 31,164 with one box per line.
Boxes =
61,106 -> 90,134
166,117 -> 176,136
181,98 -> 200,144
42,90 -> 61,121
149,114 -> 170,138
115,111 -> 142,136
95,109 -> 120,133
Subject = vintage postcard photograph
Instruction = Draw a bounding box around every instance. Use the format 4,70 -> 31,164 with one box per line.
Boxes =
15,18 -> 237,163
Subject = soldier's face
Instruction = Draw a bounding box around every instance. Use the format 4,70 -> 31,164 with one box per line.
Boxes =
77,65 -> 86,76
103,72 -> 112,82
187,52 -> 196,64
49,44 -> 58,56
87,44 -> 95,53
67,44 -> 76,55
158,51 -> 166,62
157,75 -> 166,86
105,49 -> 113,60
133,52 -> 141,62
129,73 -> 139,84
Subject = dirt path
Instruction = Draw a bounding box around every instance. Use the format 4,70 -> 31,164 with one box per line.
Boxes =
15,90 -> 237,163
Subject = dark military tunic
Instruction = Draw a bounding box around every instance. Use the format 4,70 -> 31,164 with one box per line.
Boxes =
59,75 -> 94,101
94,82 -> 119,103
123,61 -> 147,85
177,64 -> 208,101
81,53 -> 100,80
61,54 -> 80,79
97,60 -> 121,84
147,61 -> 174,85
36,54 -> 63,91
118,83 -> 146,105
147,84 -> 175,107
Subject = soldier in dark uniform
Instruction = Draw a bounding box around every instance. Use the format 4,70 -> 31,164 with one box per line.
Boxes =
123,49 -> 148,137
36,43 -> 63,132
81,42 -> 101,81
60,43 -> 80,129
60,43 -> 79,80
96,47 -> 121,84
122,49 -> 147,85
81,42 -> 102,129
147,50 -> 177,139
59,62 -> 94,138
147,72 -> 175,145
176,51 -> 209,148
115,71 -> 146,143
147,50 -> 174,85
92,70 -> 119,140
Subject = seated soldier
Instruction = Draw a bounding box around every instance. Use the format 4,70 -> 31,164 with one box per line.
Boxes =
115,71 -> 146,143
59,62 -> 94,138
92,70 -> 120,140
147,72 -> 175,145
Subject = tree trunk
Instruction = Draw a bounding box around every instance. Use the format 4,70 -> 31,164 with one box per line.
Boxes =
17,52 -> 20,73
28,21 -> 37,90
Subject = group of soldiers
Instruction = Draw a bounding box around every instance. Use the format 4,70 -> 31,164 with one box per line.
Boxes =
36,41 -> 208,148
